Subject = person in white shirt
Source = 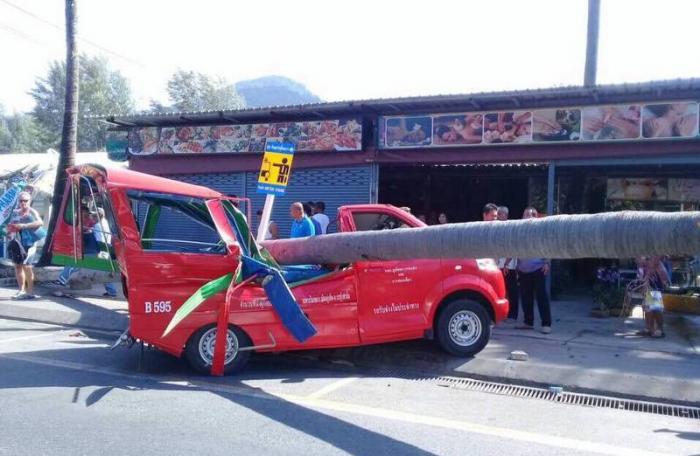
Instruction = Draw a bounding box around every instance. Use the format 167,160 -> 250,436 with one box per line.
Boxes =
255,210 -> 279,240
56,207 -> 118,298
312,201 -> 330,234
92,208 -> 118,297
93,209 -> 112,247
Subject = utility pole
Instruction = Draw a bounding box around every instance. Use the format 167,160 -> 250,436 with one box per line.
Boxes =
38,0 -> 78,266
584,0 -> 601,87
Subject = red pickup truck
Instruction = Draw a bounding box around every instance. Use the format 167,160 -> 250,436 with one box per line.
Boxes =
50,165 -> 508,374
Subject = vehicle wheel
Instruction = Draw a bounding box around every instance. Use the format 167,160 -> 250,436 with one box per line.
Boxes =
184,324 -> 251,375
435,299 -> 491,357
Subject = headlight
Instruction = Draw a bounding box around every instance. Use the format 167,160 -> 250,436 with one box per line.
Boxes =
476,258 -> 500,272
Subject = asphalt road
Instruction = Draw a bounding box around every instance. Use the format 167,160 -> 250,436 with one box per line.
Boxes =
0,318 -> 698,456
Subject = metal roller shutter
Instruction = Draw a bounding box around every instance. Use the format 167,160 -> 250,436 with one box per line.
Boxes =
155,165 -> 373,241
172,172 -> 247,197
152,172 -> 246,243
245,165 -> 373,238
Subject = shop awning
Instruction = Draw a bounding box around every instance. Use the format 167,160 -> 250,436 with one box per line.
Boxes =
102,78 -> 700,128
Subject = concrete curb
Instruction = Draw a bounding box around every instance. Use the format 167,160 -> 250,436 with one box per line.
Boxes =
0,301 -> 127,332
280,350 -> 700,408
286,341 -> 700,406
0,289 -> 128,332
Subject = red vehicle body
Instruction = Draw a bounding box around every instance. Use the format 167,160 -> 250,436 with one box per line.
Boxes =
50,165 -> 508,374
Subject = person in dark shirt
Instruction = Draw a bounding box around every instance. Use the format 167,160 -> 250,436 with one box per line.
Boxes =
516,207 -> 552,334
482,203 -> 498,221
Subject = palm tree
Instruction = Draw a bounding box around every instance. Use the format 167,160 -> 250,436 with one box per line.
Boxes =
39,0 -> 78,266
262,211 -> 700,265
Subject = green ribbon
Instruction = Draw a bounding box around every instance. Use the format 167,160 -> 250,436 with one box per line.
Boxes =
162,272 -> 234,338
52,253 -> 118,273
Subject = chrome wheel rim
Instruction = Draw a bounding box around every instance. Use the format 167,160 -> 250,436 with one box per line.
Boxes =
198,327 -> 239,366
448,310 -> 482,347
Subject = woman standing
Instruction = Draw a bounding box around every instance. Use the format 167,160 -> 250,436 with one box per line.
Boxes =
642,256 -> 670,338
8,191 -> 44,300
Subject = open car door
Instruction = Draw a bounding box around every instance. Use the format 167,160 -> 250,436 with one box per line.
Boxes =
49,171 -> 118,274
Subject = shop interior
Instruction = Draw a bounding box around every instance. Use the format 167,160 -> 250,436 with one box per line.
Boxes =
379,162 -> 700,295
378,164 -> 547,224
553,164 -> 700,293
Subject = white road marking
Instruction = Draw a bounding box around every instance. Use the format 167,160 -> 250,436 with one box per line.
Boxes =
0,352 -> 673,456
307,377 -> 359,399
0,332 -> 59,344
279,395 -> 670,456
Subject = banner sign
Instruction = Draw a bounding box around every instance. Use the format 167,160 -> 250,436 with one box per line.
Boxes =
0,181 -> 25,235
606,178 -> 700,203
127,118 -> 362,156
379,101 -> 700,149
106,131 -> 129,162
668,178 -> 700,202
257,142 -> 295,195
607,178 -> 668,201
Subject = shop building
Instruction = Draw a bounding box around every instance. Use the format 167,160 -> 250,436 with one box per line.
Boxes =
107,79 -> 700,287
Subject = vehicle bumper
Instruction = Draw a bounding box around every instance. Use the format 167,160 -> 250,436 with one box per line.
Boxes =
493,298 -> 509,323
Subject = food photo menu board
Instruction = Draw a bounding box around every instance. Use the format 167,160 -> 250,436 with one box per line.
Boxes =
127,118 -> 363,155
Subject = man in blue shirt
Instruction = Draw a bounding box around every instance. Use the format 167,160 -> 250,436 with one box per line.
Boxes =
304,202 -> 322,235
290,202 -> 315,238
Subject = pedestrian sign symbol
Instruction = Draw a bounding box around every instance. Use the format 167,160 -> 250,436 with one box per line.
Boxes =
257,142 -> 295,195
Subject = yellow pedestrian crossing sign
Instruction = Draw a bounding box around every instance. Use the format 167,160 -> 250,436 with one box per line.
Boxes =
257,141 -> 295,195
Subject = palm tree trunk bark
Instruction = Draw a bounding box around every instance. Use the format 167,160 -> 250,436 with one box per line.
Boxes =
262,211 -> 700,265
38,0 -> 78,266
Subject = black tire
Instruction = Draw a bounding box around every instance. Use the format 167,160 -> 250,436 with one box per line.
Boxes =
184,324 -> 251,375
435,299 -> 491,357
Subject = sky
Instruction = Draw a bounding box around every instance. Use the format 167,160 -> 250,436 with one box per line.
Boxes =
1,0 -> 699,113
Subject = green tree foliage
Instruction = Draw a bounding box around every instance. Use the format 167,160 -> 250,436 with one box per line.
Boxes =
0,105 -> 9,151
30,54 -> 134,151
148,99 -> 171,113
0,104 -> 50,153
165,70 -> 244,112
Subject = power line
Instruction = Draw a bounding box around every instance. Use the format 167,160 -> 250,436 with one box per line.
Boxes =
0,0 -> 148,68
0,21 -> 50,47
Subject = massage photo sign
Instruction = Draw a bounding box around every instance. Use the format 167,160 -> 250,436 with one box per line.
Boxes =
379,101 -> 700,149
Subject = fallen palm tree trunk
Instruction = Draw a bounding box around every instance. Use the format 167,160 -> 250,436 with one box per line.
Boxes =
262,211 -> 700,265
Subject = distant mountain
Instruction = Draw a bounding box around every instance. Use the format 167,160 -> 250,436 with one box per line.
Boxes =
235,76 -> 322,108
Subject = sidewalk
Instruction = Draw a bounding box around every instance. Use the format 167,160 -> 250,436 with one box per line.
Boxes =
0,283 -> 698,404
320,297 -> 700,404
0,282 -> 128,331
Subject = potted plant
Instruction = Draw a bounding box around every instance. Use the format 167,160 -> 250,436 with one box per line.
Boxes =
591,267 -> 623,317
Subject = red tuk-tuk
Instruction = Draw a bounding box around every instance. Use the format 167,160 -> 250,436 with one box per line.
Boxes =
50,165 -> 507,375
